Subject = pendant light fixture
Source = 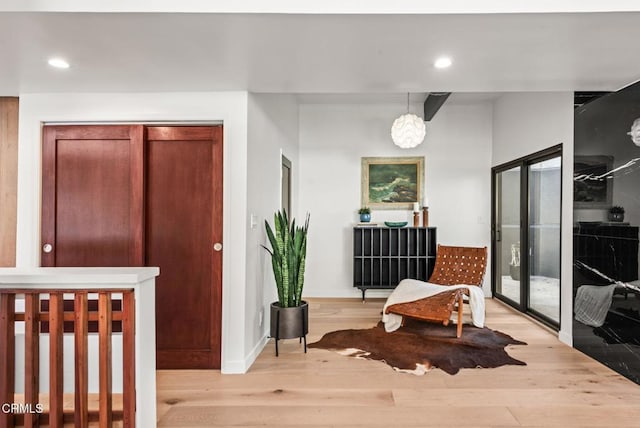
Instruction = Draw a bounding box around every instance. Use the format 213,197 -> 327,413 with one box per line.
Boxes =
628,117 -> 640,147
391,93 -> 426,149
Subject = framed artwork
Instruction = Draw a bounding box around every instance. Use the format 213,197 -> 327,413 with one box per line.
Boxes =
574,155 -> 614,208
361,156 -> 424,210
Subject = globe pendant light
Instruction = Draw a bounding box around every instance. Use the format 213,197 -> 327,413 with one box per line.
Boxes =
628,117 -> 640,147
391,93 -> 426,148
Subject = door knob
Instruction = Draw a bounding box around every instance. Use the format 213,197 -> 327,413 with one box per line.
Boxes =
213,243 -> 223,252
43,243 -> 53,253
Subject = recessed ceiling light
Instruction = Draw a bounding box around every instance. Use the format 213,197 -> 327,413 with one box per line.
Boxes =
434,57 -> 452,69
48,58 -> 70,69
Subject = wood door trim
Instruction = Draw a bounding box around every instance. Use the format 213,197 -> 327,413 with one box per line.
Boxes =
41,127 -> 58,267
0,97 -> 19,267
129,125 -> 145,266
45,125 -> 134,140
210,125 -> 223,369
146,126 -> 216,141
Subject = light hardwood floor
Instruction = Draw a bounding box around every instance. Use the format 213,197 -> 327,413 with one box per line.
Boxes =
157,298 -> 640,427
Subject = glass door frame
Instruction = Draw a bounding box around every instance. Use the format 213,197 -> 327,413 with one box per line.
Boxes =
492,163 -> 523,311
491,144 -> 563,329
281,154 -> 292,216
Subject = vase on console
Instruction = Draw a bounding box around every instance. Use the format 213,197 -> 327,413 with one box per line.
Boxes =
608,206 -> 625,222
358,207 -> 371,223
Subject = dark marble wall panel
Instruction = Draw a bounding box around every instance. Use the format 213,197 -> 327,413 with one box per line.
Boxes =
573,81 -> 640,385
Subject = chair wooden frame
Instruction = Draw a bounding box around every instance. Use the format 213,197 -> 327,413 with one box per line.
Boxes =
385,245 -> 488,337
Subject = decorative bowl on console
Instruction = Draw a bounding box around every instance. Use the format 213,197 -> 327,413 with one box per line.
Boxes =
384,221 -> 408,228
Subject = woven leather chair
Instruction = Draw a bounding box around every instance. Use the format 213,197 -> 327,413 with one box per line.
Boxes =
385,245 -> 488,337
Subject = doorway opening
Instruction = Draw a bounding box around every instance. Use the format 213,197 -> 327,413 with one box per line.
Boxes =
281,155 -> 292,216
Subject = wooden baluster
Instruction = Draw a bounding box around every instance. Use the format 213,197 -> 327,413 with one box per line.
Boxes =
122,291 -> 136,428
98,292 -> 112,428
74,293 -> 89,427
48,293 -> 64,427
0,293 -> 16,428
24,293 -> 40,428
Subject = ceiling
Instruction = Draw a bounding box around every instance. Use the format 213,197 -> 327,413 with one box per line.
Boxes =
1,12 -> 640,96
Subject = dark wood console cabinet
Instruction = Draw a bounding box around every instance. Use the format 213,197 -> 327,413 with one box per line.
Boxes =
353,227 -> 437,300
574,223 -> 639,285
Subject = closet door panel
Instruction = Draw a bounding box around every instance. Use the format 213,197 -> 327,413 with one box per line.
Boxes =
146,126 -> 223,369
41,125 -> 144,267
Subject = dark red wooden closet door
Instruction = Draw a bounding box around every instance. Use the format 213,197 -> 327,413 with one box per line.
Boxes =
146,126 -> 223,369
41,124 -> 223,370
41,125 -> 144,267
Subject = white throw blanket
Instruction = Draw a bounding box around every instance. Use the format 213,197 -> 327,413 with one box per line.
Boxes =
574,283 -> 617,327
382,278 -> 486,332
574,280 -> 640,327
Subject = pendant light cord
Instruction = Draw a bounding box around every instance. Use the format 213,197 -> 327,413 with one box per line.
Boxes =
406,93 -> 410,114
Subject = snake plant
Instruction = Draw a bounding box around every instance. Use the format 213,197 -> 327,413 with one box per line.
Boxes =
263,210 -> 310,307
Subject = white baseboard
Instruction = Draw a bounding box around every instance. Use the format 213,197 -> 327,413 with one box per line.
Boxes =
245,333 -> 269,369
222,334 -> 269,374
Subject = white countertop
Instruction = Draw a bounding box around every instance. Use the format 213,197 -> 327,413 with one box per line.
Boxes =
0,267 -> 160,285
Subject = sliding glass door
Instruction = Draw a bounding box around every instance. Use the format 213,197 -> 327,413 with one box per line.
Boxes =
528,157 -> 561,323
494,166 -> 522,306
492,146 -> 562,328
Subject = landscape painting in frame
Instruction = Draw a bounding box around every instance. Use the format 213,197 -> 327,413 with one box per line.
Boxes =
361,157 -> 424,210
574,155 -> 613,208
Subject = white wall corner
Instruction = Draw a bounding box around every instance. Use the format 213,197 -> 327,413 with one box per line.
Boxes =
222,334 -> 269,374
245,93 -> 300,371
220,359 -> 249,374
558,330 -> 573,346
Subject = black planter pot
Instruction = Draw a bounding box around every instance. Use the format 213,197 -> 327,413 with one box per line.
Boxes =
509,264 -> 520,281
608,212 -> 625,222
270,301 -> 308,356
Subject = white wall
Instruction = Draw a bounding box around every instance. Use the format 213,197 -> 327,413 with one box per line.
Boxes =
245,93 -> 299,366
492,92 -> 573,165
298,101 -> 493,298
492,92 -> 574,344
16,92 -> 250,373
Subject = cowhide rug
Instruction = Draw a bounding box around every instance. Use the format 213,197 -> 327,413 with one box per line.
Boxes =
308,320 -> 526,375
